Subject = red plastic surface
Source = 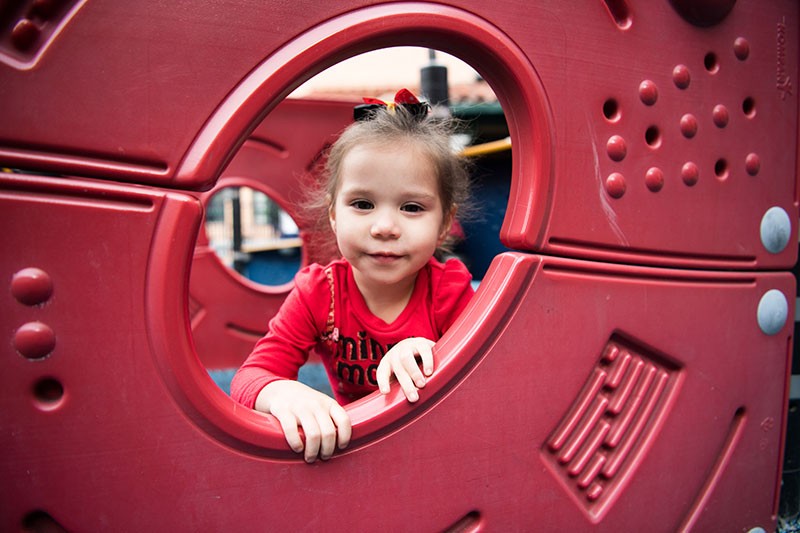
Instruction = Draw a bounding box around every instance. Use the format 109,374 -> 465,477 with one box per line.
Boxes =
189,98 -> 354,369
0,176 -> 792,529
1,1 -> 796,269
0,0 -> 797,531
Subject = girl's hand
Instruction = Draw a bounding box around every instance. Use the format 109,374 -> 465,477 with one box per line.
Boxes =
376,337 -> 435,402
255,380 -> 351,463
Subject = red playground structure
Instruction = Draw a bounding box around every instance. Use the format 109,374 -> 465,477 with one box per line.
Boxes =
1,1 -> 798,531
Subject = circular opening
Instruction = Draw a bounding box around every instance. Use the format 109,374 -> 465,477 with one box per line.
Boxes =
205,186 -> 302,287
704,52 -> 719,73
714,158 -> 729,180
165,5 -> 551,455
33,377 -> 64,410
197,46 -> 513,400
602,98 -> 620,122
742,96 -> 756,118
645,125 -> 661,147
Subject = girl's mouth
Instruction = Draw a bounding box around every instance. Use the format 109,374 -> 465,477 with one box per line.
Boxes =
368,252 -> 403,263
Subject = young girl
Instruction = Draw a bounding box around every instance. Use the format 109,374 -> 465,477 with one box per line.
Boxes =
230,90 -> 474,463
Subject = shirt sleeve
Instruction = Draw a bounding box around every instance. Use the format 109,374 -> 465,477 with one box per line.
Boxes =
229,264 -> 327,409
432,258 -> 475,336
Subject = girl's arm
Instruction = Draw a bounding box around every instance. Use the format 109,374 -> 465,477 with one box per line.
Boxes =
230,264 -> 329,408
231,264 -> 350,462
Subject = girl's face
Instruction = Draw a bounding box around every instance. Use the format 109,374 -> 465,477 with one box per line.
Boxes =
329,142 -> 451,298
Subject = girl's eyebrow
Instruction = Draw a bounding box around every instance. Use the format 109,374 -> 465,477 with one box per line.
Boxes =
339,186 -> 374,197
340,186 -> 437,202
403,192 -> 437,203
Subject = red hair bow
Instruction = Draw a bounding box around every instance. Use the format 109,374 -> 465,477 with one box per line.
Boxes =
362,88 -> 420,106
354,89 -> 428,121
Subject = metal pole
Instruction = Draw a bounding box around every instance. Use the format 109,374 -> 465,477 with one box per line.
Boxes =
420,49 -> 449,112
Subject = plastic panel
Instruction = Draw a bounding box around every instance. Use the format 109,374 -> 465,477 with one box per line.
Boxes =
188,98 -> 355,369
1,1 -> 796,268
0,175 -> 792,529
501,0 -> 800,271
0,0 -> 797,531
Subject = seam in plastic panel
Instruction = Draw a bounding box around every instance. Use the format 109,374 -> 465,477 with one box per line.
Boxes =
540,263 -> 757,286
0,175 -> 155,211
547,238 -> 757,270
0,188 -> 155,212
0,145 -> 169,183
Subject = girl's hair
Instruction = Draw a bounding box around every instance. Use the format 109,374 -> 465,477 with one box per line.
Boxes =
302,105 -> 472,262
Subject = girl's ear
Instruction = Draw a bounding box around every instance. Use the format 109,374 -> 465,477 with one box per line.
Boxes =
438,205 -> 458,244
327,195 -> 336,234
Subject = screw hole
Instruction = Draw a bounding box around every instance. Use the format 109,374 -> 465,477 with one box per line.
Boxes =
33,377 -> 64,410
714,158 -> 729,180
645,125 -> 661,147
742,96 -> 756,118
603,98 -> 620,122
704,52 -> 719,73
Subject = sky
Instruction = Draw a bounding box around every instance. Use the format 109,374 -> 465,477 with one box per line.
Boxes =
290,46 -> 480,97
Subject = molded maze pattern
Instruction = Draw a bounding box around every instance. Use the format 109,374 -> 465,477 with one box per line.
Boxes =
546,338 -> 679,519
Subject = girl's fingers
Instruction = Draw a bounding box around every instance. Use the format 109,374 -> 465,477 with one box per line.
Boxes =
314,410 -> 338,461
271,407 -> 305,454
400,348 -> 427,389
261,382 -> 351,463
330,403 -> 352,450
393,360 -> 419,402
376,359 -> 392,394
295,409 -> 322,463
376,338 -> 437,401
417,340 -> 435,376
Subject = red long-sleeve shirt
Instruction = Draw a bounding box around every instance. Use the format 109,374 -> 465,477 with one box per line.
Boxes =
230,257 -> 474,406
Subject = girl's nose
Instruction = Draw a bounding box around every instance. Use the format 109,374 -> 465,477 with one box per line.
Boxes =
370,211 -> 400,238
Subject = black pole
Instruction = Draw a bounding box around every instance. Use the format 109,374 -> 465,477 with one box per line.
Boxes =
231,188 -> 246,274
420,49 -> 449,110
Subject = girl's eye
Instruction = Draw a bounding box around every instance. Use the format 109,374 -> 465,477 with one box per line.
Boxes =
351,200 -> 374,210
401,203 -> 425,213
